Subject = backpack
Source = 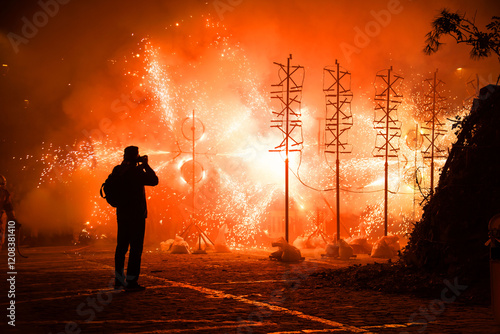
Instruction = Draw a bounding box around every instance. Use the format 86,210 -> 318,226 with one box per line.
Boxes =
100,171 -> 126,208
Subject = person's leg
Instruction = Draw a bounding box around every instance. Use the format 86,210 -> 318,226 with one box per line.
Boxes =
114,216 -> 130,286
126,217 -> 146,285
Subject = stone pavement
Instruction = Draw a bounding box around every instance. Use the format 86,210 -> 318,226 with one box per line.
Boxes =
1,243 -> 499,333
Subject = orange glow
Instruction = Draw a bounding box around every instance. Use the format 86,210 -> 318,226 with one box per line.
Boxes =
11,2 -> 496,248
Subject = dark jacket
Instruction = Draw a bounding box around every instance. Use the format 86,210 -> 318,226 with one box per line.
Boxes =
112,162 -> 159,218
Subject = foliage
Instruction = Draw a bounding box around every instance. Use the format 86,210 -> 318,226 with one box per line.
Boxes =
403,85 -> 500,280
424,9 -> 500,61
447,114 -> 468,136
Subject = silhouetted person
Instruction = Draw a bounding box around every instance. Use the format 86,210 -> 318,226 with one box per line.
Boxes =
113,146 -> 158,291
0,175 -> 18,251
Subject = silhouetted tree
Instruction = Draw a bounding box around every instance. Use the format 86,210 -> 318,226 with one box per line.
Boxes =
424,9 -> 500,61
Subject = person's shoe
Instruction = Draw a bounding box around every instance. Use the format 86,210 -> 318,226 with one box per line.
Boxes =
114,278 -> 125,290
124,282 -> 146,292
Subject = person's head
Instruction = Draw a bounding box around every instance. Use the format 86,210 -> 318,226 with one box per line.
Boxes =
0,175 -> 6,187
123,146 -> 140,164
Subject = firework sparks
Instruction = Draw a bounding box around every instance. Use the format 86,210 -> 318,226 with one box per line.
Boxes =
15,14 -> 467,247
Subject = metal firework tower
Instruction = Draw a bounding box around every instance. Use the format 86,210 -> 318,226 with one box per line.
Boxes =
421,69 -> 447,198
323,60 -> 353,241
270,54 -> 304,242
178,110 -> 214,253
373,67 -> 403,236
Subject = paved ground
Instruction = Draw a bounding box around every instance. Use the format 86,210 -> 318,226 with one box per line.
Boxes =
1,242 -> 499,333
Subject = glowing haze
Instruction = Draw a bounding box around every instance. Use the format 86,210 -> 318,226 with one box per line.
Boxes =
0,0 -> 499,247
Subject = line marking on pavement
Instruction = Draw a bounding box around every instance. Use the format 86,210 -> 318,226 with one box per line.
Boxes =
268,324 -> 418,334
267,323 -> 419,333
87,260 -> 373,333
361,323 -> 417,329
8,253 -> 411,334
145,278 -> 373,333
